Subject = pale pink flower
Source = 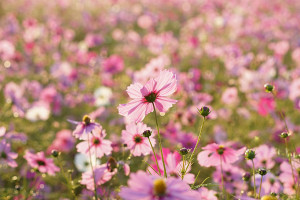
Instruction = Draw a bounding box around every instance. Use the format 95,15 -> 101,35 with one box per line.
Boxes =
77,127 -> 112,158
0,140 -> 18,168
47,130 -> 75,153
197,143 -> 245,167
119,171 -> 199,200
118,70 -> 177,123
247,144 -> 277,169
80,164 -> 116,191
68,115 -> 101,139
24,151 -> 59,175
197,187 -> 218,200
221,87 -> 239,106
122,122 -> 155,156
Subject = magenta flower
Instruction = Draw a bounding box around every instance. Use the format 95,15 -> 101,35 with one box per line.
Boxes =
68,115 -> 101,139
102,55 -> 124,74
122,122 -> 155,156
80,164 -> 116,191
0,140 -> 18,168
197,143 -> 246,167
47,129 -> 75,154
118,70 -> 177,123
77,126 -> 112,158
119,171 -> 198,200
24,150 -> 59,175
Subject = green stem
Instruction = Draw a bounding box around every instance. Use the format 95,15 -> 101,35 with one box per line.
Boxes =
87,133 -> 98,200
251,160 -> 256,198
192,170 -> 201,187
181,155 -> 185,180
184,117 -> 206,177
220,157 -> 225,199
57,156 -> 76,199
152,103 -> 167,178
258,176 -> 263,199
285,139 -> 296,189
148,137 -> 161,176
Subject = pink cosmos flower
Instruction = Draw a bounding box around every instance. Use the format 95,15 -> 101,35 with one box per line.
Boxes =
47,129 -> 75,154
149,148 -> 194,184
257,97 -> 275,116
24,151 -> 59,175
122,122 -> 155,156
0,140 -> 18,168
119,171 -> 199,200
279,160 -> 300,195
118,70 -> 177,123
77,126 -> 112,158
247,144 -> 277,169
80,164 -> 116,191
102,55 -> 124,74
197,143 -> 246,167
68,115 -> 100,139
254,173 -> 282,196
197,187 -> 218,200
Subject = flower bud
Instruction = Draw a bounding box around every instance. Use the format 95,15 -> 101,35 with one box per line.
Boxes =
280,132 -> 289,139
107,157 -> 118,172
51,150 -> 59,158
245,149 -> 256,160
198,106 -> 211,117
242,172 -> 251,181
142,130 -> 152,138
179,148 -> 189,156
258,168 -> 267,176
264,84 -> 274,93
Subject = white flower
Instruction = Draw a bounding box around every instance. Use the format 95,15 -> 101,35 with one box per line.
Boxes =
74,153 -> 100,172
25,104 -> 50,122
94,86 -> 112,107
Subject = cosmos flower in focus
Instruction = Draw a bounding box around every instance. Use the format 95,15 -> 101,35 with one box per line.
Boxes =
121,122 -> 155,156
24,150 -> 59,175
118,70 -> 177,123
77,126 -> 112,158
68,115 -> 100,140
197,143 -> 246,167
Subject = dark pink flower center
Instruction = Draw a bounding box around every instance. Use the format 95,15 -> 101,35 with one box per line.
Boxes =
93,138 -> 101,145
217,146 -> 225,155
37,159 -> 46,166
134,135 -> 143,144
1,152 -> 7,159
144,92 -> 157,103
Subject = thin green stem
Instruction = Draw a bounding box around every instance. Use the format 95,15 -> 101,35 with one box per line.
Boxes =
152,103 -> 167,178
192,170 -> 201,188
184,117 -> 206,176
220,157 -> 225,199
87,133 -> 98,200
251,160 -> 256,198
143,160 -> 160,176
148,137 -> 161,176
258,176 -> 263,199
57,156 -> 76,199
181,155 -> 185,180
285,139 -> 296,188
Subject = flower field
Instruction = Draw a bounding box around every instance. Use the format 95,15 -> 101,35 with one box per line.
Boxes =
1,0 -> 300,199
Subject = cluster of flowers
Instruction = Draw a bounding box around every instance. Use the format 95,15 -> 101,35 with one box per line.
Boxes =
1,0 -> 300,199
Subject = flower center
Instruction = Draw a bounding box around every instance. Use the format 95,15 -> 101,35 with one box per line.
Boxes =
82,115 -> 91,125
153,179 -> 167,196
37,160 -> 46,166
217,145 -> 225,155
134,135 -> 143,144
93,138 -> 101,145
144,92 -> 157,103
1,152 -> 7,159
